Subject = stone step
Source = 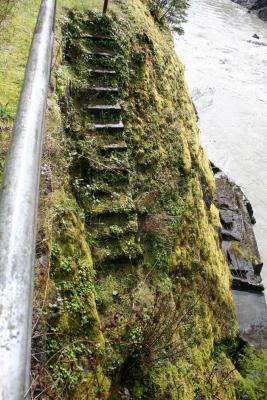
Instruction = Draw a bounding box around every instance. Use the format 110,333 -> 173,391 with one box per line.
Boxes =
88,103 -> 121,111
88,68 -> 116,75
101,142 -> 128,152
94,121 -> 124,130
88,86 -> 119,93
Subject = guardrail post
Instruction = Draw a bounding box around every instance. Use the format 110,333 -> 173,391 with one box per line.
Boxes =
103,0 -> 109,14
0,0 -> 56,399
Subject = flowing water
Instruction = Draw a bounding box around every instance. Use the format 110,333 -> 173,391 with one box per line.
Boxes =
175,0 -> 267,289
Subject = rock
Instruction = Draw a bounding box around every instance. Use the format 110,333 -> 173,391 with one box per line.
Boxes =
213,169 -> 263,291
232,277 -> 264,292
112,290 -> 119,296
254,261 -> 263,275
213,166 -> 267,347
220,229 -> 241,241
252,33 -> 260,38
244,197 -> 256,224
247,39 -> 267,46
231,0 -> 267,22
219,209 -> 235,229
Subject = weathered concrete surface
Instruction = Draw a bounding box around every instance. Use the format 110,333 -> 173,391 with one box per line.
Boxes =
232,0 -> 267,21
213,166 -> 267,347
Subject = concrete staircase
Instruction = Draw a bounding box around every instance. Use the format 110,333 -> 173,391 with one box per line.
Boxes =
68,21 -> 142,269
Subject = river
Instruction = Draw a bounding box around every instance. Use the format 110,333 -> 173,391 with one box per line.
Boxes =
175,0 -> 267,289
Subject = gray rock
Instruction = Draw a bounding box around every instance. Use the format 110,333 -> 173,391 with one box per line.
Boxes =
231,0 -> 267,22
213,166 -> 267,348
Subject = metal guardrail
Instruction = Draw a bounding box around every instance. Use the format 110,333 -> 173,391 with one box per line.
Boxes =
0,0 -> 56,398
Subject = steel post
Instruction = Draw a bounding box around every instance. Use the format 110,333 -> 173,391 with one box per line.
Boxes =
103,0 -> 109,14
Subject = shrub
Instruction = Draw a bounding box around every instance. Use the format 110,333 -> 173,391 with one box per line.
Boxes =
148,0 -> 188,30
117,290 -> 200,372
237,346 -> 267,400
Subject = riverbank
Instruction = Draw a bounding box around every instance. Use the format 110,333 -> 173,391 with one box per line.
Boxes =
232,0 -> 267,21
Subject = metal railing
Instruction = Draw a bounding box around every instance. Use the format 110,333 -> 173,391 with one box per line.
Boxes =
0,0 -> 56,398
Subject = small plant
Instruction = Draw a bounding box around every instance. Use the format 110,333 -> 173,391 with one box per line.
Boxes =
204,358 -> 237,399
113,290 -> 200,384
148,0 -> 188,31
0,104 -> 11,120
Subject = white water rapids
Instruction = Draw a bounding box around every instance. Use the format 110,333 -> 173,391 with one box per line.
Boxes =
175,0 -> 267,289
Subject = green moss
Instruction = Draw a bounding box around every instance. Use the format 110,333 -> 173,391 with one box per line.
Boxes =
231,240 -> 245,257
46,193 -> 108,397
39,1 -> 240,398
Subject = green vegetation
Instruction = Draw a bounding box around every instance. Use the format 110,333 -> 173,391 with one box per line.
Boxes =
237,346 -> 267,400
0,0 -> 18,26
148,0 -> 188,31
0,0 -> 107,177
0,0 -> 266,399
37,1 -> 238,398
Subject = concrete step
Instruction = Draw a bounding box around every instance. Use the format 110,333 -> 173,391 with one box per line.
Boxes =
88,103 -> 121,111
94,121 -> 124,130
101,142 -> 128,152
89,160 -> 130,173
88,68 -> 116,75
81,33 -> 113,41
93,239 -> 142,264
87,180 -> 129,195
91,219 -> 138,239
88,86 -> 119,93
91,194 -> 135,217
88,50 -> 115,58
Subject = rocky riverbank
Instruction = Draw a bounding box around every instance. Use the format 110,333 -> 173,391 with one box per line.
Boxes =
213,165 -> 267,347
232,0 -> 267,21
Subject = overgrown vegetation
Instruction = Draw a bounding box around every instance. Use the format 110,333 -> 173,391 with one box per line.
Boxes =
0,0 -> 266,399
148,0 -> 188,31
237,346 -> 267,400
37,2 -> 239,398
